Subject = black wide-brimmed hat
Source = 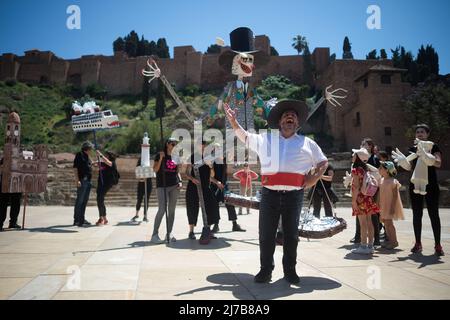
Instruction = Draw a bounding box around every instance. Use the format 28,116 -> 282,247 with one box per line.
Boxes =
218,27 -> 269,72
267,99 -> 309,129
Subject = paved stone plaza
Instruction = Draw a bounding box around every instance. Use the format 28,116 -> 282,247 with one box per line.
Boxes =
0,206 -> 449,300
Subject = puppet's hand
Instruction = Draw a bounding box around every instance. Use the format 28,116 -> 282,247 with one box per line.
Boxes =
416,144 -> 436,166
392,148 -> 411,170
223,103 -> 237,123
343,171 -> 352,188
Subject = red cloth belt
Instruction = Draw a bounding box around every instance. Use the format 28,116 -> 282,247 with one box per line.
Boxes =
261,172 -> 305,187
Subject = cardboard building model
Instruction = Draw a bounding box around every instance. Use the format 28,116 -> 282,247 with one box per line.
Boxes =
1,112 -> 48,193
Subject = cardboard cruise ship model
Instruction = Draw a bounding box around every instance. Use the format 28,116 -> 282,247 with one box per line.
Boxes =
71,101 -> 120,133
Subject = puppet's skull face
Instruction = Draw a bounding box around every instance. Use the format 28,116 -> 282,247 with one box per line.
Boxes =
231,53 -> 254,77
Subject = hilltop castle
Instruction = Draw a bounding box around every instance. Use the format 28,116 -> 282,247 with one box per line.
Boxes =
0,35 -> 420,155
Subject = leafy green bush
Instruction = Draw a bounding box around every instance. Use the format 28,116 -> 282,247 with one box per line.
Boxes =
85,83 -> 108,99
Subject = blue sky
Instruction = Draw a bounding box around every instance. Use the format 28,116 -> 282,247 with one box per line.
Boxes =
1,0 -> 449,73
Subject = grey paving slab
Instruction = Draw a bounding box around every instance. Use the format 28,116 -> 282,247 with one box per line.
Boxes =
0,206 -> 448,300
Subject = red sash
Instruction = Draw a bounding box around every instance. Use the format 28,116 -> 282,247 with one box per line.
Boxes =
261,172 -> 305,187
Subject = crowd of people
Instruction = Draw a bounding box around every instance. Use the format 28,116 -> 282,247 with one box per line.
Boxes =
1,112 -> 445,283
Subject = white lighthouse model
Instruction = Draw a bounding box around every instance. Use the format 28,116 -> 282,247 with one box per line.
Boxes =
141,132 -> 150,167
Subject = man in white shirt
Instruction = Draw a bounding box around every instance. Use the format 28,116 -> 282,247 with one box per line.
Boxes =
224,99 -> 328,284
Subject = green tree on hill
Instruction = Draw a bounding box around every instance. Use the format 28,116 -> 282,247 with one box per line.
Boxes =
417,44 -> 439,82
205,44 -> 221,54
366,49 -> 379,60
113,37 -> 125,52
303,44 -> 314,85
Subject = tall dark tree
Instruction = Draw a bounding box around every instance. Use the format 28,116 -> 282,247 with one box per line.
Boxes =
391,46 -> 401,67
156,38 -> 170,58
155,79 -> 166,118
380,49 -> 387,59
416,44 -> 439,82
343,36 -> 354,59
137,35 -> 146,57
149,41 -> 157,56
270,46 -> 279,56
125,30 -> 139,57
303,44 -> 314,85
205,44 -> 221,54
113,37 -> 125,52
366,49 -> 378,60
330,53 -> 336,63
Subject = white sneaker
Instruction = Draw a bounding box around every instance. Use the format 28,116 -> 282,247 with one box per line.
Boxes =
151,234 -> 165,244
352,245 -> 368,255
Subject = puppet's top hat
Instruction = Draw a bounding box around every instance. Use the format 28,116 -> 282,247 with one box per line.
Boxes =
218,27 -> 269,71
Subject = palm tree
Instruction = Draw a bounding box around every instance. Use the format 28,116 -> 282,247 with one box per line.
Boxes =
292,35 -> 308,55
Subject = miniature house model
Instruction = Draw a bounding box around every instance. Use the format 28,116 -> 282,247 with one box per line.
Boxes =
1,112 -> 48,193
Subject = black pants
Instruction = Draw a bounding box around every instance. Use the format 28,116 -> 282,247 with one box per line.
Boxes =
0,192 -> 22,227
74,178 -> 92,223
136,179 -> 152,212
410,184 -> 441,245
259,188 -> 302,273
96,183 -> 113,217
186,182 -> 220,226
210,184 -> 237,222
312,188 -> 333,218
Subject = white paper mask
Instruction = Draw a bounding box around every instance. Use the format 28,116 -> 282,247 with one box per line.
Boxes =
231,53 -> 254,77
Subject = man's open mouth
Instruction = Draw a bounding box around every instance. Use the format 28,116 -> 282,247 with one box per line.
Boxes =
240,63 -> 252,74
285,118 -> 295,124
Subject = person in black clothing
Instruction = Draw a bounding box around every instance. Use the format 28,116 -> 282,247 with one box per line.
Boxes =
350,138 -> 381,246
0,158 -> 22,231
73,141 -> 94,227
151,138 -> 182,244
95,151 -> 118,226
393,124 -> 444,256
310,163 -> 336,218
131,157 -> 153,223
184,141 -> 220,240
210,148 -> 246,233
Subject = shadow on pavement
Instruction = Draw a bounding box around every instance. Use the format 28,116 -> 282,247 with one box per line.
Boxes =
28,225 -> 79,233
167,238 -> 232,250
390,253 -> 444,269
174,272 -> 342,299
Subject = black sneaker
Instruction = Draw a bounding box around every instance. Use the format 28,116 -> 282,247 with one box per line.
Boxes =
232,223 -> 246,232
8,223 -> 21,229
76,222 -> 86,227
350,237 -> 361,244
188,231 -> 196,240
199,227 -> 212,245
212,224 -> 219,233
0,226 -> 4,232
254,269 -> 272,283
284,270 -> 300,284
82,220 -> 92,226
